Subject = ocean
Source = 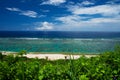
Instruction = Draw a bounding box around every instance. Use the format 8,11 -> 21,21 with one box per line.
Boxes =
0,31 -> 120,54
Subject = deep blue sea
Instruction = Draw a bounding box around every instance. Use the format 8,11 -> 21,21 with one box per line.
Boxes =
0,31 -> 120,54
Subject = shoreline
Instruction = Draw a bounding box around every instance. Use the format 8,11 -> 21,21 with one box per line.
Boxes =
0,50 -> 99,55
1,51 -> 98,60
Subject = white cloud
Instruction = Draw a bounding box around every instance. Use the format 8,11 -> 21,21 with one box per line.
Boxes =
6,7 -> 20,11
6,7 -> 38,18
41,0 -> 66,6
57,3 -> 120,31
35,22 -> 54,30
62,3 -> 120,31
56,15 -> 81,24
38,15 -> 46,18
81,1 -> 94,6
55,14 -> 120,31
106,0 -> 120,4
56,15 -> 119,26
20,10 -> 38,18
89,17 -> 120,23
68,4 -> 120,16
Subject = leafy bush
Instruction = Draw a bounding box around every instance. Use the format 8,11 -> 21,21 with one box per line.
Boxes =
18,50 -> 27,57
0,46 -> 120,80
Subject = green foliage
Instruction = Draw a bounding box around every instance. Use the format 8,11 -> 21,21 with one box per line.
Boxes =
18,50 -> 27,57
0,46 -> 120,80
79,75 -> 89,80
0,52 -> 3,60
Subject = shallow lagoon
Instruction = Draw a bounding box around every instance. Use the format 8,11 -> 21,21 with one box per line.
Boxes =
0,38 -> 120,54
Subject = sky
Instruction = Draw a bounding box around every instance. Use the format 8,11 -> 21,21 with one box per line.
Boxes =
0,0 -> 120,31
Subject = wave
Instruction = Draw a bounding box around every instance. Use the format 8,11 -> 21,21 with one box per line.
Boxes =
0,38 -> 120,41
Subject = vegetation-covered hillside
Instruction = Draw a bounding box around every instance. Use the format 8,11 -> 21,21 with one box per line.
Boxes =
0,46 -> 120,80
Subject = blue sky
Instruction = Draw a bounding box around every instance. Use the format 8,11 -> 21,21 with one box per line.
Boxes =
0,0 -> 120,31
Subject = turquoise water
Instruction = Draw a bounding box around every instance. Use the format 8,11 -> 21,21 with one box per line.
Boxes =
0,38 -> 120,54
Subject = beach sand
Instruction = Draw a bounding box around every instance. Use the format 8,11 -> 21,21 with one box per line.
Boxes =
1,51 -> 97,60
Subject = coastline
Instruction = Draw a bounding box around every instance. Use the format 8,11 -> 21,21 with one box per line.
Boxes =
1,51 -> 97,60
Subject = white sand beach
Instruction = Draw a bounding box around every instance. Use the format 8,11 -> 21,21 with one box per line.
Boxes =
24,53 -> 97,60
1,51 -> 97,60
